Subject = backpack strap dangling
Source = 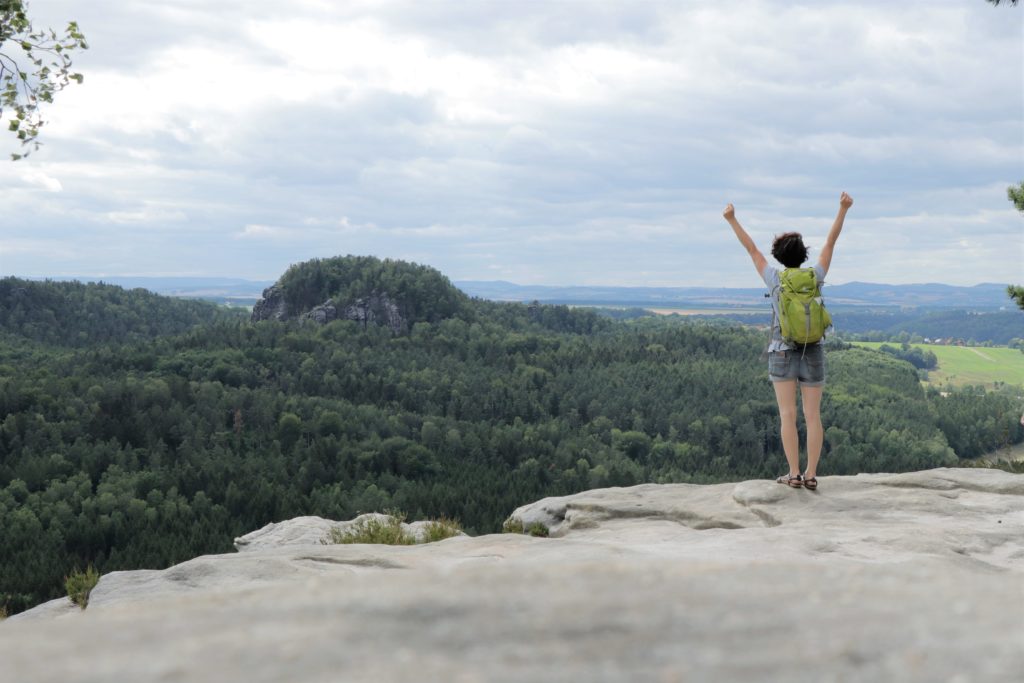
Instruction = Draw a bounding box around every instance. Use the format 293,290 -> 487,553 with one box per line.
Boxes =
763,288 -> 777,360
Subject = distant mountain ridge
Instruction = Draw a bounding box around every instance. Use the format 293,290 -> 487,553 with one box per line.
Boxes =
454,280 -> 1013,310
18,275 -> 1012,310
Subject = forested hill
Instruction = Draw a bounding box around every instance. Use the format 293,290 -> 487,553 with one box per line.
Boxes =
1,257 -> 1021,616
253,256 -> 472,326
0,277 -> 244,348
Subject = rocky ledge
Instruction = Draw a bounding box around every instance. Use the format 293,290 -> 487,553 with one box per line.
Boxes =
251,286 -> 407,333
4,468 -> 1023,682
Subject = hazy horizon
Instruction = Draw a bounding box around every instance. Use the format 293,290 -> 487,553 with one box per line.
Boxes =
8,270 -> 1014,291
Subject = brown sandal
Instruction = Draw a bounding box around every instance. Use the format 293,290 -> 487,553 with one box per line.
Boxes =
803,476 -> 818,491
776,474 -> 803,488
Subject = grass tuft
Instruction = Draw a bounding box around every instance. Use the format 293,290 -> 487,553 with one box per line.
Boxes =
502,518 -> 524,534
324,511 -> 416,545
322,510 -> 463,545
65,565 -> 100,609
421,516 -> 463,543
527,522 -> 549,537
501,517 -> 548,537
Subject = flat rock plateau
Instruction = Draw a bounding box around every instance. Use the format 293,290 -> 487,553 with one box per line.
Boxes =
4,468 -> 1023,682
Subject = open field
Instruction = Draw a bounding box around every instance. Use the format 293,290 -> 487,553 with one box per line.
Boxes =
646,307 -> 766,316
985,441 -> 1024,463
852,342 -> 1024,389
971,440 -> 1024,465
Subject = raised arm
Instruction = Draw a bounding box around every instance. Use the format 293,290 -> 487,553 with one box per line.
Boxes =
723,203 -> 767,277
818,192 -> 853,274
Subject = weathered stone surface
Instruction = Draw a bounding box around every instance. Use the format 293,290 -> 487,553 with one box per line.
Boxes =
302,300 -> 337,324
342,292 -> 407,333
233,514 -> 339,550
509,468 -> 1024,569
250,284 -> 289,321
5,596 -> 78,623
234,513 -> 466,551
250,287 -> 407,332
3,468 -> 1022,682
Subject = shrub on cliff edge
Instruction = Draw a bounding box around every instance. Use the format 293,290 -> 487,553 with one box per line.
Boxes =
321,511 -> 463,545
65,566 -> 99,609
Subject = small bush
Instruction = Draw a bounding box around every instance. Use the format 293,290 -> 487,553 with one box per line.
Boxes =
0,605 -> 7,620
421,517 -> 462,543
325,512 -> 415,545
65,566 -> 100,609
501,517 -> 548,537
323,511 -> 465,545
502,518 -> 524,534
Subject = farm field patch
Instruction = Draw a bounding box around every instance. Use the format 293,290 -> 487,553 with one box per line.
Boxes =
853,342 -> 1024,389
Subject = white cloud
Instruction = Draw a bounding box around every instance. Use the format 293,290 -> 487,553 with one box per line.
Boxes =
106,205 -> 187,224
3,0 -> 1020,286
235,224 -> 290,239
19,169 -> 63,193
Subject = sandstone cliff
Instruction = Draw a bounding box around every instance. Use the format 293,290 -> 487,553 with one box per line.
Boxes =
251,285 -> 408,333
4,468 -> 1023,682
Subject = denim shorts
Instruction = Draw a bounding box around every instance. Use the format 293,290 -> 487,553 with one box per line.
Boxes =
768,343 -> 826,386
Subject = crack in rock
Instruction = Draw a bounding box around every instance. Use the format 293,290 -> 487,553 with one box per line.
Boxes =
295,556 -> 406,570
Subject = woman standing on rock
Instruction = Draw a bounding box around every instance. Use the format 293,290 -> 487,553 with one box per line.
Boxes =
722,192 -> 854,490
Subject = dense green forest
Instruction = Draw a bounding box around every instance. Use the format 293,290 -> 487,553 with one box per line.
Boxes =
0,277 -> 246,347
1,257 -> 1021,615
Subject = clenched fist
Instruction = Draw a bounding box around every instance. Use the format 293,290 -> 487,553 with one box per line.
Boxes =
722,203 -> 735,221
840,192 -> 853,209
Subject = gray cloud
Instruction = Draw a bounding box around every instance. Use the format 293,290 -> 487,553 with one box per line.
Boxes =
1,0 -> 1020,286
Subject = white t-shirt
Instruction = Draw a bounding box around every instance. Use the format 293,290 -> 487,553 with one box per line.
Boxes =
761,263 -> 827,352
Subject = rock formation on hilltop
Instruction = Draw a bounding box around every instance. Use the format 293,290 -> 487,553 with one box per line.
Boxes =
249,284 -> 289,321
249,255 -> 468,332
251,286 -> 408,332
4,468 -> 1023,682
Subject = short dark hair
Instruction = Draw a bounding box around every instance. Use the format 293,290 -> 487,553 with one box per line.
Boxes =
772,232 -> 808,268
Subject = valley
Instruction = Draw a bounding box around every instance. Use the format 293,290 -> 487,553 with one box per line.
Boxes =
1,258 -> 1021,617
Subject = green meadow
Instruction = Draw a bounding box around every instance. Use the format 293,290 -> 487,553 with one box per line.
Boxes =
853,342 -> 1024,389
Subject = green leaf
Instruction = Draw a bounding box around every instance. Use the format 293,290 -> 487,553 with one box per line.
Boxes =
7,120 -> 18,131
70,73 -> 83,84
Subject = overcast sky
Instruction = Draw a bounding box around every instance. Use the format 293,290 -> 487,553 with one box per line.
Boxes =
2,0 -> 1021,287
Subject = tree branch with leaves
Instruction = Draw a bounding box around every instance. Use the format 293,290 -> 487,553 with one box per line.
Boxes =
0,0 -> 87,160
1006,181 -> 1024,311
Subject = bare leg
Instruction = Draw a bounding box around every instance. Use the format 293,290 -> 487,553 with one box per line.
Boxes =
772,380 -> 800,476
801,384 -> 824,478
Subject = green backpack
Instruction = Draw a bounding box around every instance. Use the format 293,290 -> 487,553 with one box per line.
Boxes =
775,268 -> 831,345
